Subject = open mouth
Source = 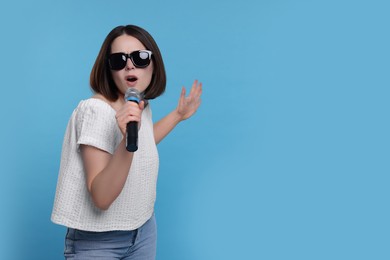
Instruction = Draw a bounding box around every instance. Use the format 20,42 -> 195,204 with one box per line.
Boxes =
126,76 -> 138,82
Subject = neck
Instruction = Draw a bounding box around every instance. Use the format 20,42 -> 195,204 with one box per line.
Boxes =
92,93 -> 125,112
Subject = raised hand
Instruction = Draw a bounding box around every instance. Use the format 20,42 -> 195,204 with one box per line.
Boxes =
176,80 -> 202,121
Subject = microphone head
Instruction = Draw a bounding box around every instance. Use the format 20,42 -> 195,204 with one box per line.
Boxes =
124,88 -> 142,103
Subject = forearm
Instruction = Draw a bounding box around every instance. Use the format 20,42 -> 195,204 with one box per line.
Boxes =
154,109 -> 183,144
89,140 -> 134,210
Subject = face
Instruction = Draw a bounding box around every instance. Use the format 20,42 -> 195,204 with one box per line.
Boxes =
110,34 -> 154,97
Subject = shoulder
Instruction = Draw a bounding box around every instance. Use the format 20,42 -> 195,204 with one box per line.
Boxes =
73,98 -> 116,125
72,98 -> 121,152
76,97 -> 115,114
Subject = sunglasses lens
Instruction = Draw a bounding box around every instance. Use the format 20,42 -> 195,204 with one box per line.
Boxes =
132,51 -> 151,68
109,53 -> 127,70
109,51 -> 152,70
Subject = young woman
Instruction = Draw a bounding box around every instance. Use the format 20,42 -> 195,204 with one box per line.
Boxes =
51,24 -> 202,259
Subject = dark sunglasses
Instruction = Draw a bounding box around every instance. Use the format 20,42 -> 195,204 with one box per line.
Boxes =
108,50 -> 153,70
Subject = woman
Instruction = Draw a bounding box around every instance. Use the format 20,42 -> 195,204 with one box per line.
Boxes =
51,24 -> 202,259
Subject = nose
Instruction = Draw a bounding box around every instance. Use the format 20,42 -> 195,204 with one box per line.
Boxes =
125,57 -> 135,71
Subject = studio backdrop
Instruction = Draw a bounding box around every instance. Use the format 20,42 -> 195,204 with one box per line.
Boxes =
0,0 -> 389,259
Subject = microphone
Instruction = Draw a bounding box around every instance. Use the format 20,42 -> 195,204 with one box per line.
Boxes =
124,88 -> 142,152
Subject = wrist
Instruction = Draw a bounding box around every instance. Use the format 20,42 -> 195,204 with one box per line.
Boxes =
173,109 -> 184,123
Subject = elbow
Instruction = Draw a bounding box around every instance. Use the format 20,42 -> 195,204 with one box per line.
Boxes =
92,198 -> 111,211
96,202 -> 110,211
90,191 -> 112,211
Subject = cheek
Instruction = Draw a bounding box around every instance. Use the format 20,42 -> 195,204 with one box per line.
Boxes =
148,61 -> 154,75
144,65 -> 154,83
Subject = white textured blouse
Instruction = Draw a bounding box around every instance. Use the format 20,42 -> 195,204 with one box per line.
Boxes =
51,98 -> 159,232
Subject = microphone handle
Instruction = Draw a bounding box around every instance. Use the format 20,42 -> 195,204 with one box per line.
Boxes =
126,121 -> 138,152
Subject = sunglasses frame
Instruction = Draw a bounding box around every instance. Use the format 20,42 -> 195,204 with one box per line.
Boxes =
108,50 -> 153,70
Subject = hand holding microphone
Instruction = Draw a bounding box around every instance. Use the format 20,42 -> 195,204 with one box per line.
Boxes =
115,88 -> 144,152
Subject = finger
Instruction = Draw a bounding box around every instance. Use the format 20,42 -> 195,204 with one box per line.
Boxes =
125,114 -> 141,124
127,101 -> 143,113
139,100 -> 145,110
195,82 -> 202,98
194,81 -> 203,98
124,100 -> 139,110
120,103 -> 142,120
189,80 -> 198,97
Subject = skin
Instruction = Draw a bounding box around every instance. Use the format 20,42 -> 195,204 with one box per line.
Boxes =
80,35 -> 202,210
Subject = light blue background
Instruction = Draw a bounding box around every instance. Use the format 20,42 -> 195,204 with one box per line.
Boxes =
1,0 -> 389,259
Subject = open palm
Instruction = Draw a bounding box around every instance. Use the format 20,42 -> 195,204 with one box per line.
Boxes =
177,80 -> 202,120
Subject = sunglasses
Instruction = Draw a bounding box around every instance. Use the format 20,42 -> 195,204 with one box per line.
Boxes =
108,50 -> 153,70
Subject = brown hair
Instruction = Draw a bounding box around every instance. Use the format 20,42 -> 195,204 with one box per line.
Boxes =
90,25 -> 166,101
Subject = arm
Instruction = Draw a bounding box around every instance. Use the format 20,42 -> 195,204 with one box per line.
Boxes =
81,100 -> 144,210
154,80 -> 202,144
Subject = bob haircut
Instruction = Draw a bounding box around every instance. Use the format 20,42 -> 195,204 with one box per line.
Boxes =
90,25 -> 166,101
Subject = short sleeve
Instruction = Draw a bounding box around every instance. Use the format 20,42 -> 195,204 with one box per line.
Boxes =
75,99 -> 120,154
